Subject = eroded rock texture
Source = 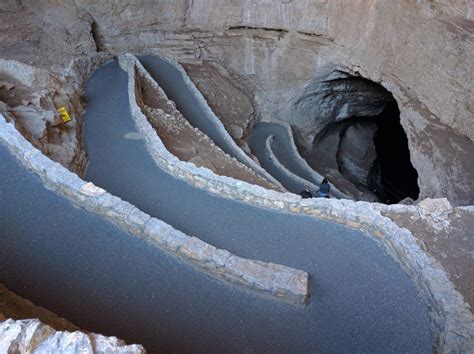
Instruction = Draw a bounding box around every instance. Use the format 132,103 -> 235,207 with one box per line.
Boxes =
0,318 -> 144,353
71,0 -> 474,204
1,0 -> 472,204
0,283 -> 78,333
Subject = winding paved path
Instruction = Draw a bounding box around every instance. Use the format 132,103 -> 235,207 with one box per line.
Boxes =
138,55 -> 281,187
249,124 -> 317,195
248,122 -> 348,198
0,58 -> 432,353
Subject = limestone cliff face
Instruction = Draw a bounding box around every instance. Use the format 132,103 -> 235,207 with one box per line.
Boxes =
0,0 -> 96,67
64,1 -> 474,205
0,0 -> 473,204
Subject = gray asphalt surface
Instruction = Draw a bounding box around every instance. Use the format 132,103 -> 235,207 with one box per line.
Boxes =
248,129 -> 311,194
1,145 -> 315,353
0,58 -> 432,353
251,122 -> 320,185
139,55 -> 238,161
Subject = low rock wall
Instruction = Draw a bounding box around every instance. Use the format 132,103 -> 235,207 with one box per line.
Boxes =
0,115 -> 308,304
122,54 -> 474,352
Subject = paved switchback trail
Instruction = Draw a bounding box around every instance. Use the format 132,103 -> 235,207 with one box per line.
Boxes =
248,122 -> 318,195
138,55 -> 280,187
83,59 -> 431,352
248,122 -> 347,198
0,58 -> 432,353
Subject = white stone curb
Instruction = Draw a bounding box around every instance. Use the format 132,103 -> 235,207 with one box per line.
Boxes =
122,54 -> 474,352
0,115 -> 308,304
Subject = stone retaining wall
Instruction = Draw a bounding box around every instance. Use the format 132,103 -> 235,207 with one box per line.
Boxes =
122,54 -> 474,352
0,115 -> 308,304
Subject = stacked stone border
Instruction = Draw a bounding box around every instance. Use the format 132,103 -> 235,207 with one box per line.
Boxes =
0,115 -> 308,304
123,53 -> 474,352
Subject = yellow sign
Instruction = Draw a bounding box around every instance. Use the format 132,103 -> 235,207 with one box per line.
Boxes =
58,107 -> 71,124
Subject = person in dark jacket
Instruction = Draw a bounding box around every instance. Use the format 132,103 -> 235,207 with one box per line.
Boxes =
300,185 -> 313,199
317,178 -> 330,198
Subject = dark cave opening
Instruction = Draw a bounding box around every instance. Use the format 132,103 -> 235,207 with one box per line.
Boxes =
299,73 -> 420,204
369,101 -> 420,204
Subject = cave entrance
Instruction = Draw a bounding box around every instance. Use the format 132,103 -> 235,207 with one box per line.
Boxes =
370,101 -> 420,203
300,73 -> 419,204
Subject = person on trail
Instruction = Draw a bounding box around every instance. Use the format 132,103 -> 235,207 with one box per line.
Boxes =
300,185 -> 313,199
317,178 -> 330,198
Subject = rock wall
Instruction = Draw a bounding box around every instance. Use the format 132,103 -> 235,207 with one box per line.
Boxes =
0,283 -> 79,332
0,319 -> 144,353
0,53 -> 112,175
0,0 -> 97,68
0,285 -> 145,352
0,0 -> 472,204
71,0 -> 473,205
